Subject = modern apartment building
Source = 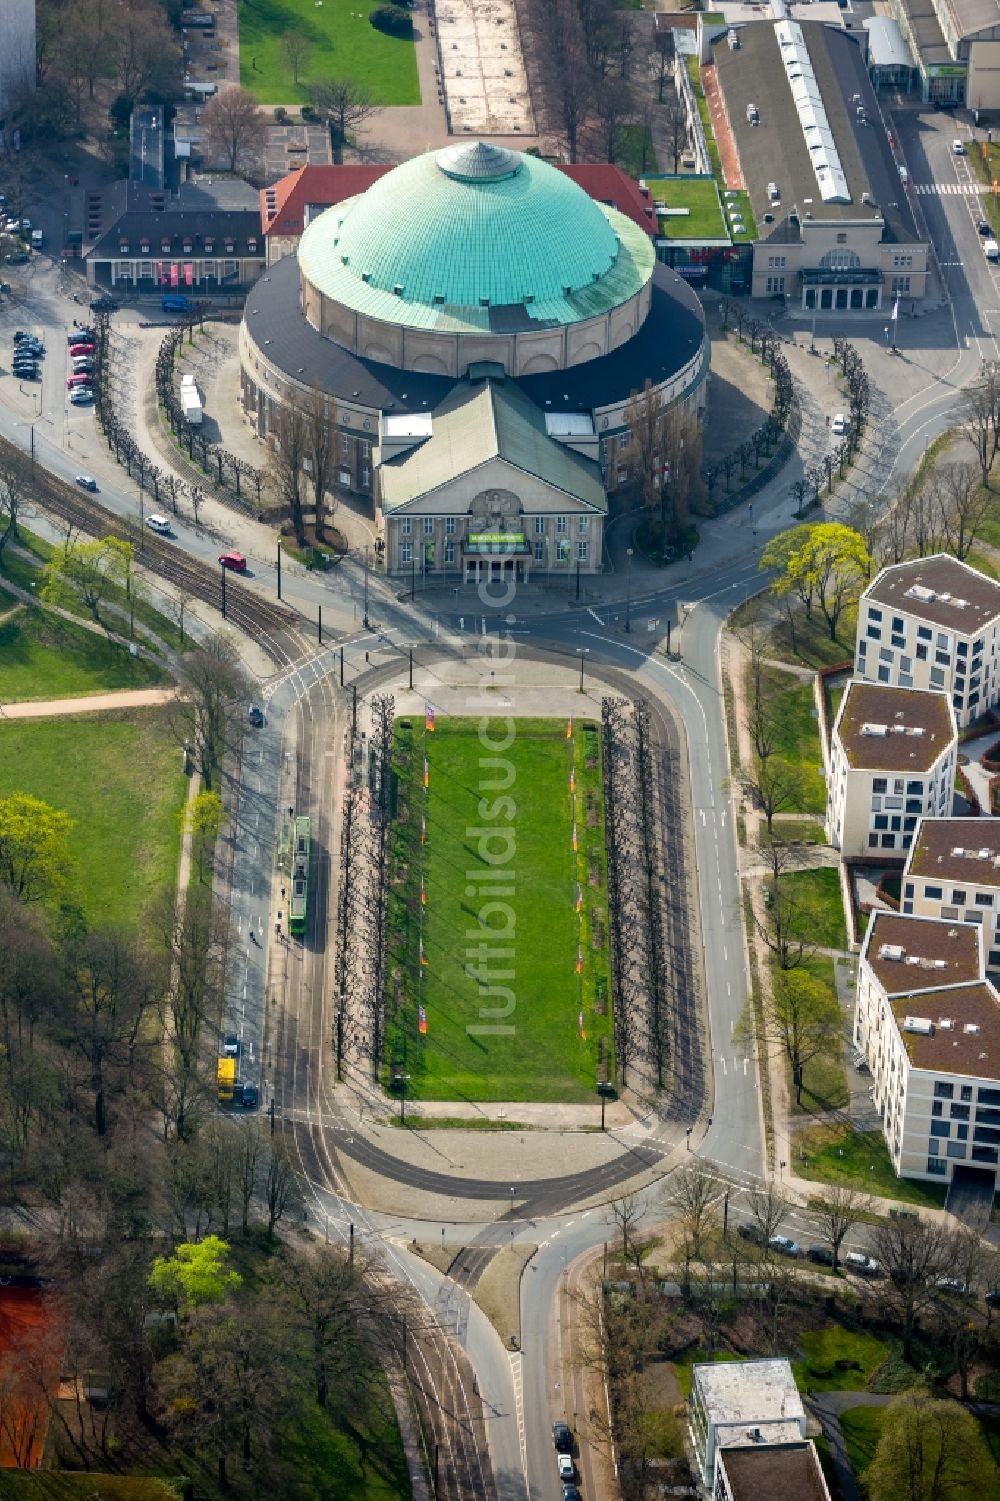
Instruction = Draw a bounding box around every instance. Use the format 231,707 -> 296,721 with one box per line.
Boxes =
689,1359 -> 806,1487
826,682 -> 956,858
855,555 -> 1000,727
902,819 -> 1000,970
853,911 -> 1000,1183
715,1442 -> 831,1501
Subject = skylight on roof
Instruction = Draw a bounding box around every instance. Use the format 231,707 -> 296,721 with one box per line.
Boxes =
773,20 -> 851,204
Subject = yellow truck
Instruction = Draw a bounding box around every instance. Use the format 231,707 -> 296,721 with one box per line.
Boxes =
217,1056 -> 236,1103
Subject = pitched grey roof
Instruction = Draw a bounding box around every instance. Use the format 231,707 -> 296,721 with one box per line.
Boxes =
379,379 -> 607,513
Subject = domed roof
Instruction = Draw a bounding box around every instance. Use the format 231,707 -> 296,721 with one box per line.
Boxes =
315,145 -> 623,309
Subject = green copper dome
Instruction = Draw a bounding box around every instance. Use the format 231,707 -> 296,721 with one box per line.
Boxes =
298,144 -> 654,331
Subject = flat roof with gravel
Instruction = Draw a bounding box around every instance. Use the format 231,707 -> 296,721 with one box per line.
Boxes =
863,911 -> 984,994
906,818 -> 1000,887
835,682 -> 954,771
864,555 -> 1000,635
890,981 -> 1000,1078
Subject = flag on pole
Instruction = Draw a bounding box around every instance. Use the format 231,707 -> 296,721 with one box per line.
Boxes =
425,704 -> 435,733
576,883 -> 583,913
419,938 -> 428,966
576,944 -> 583,975
566,717 -> 573,741
891,297 -> 899,322
423,757 -> 429,789
418,1005 -> 428,1035
578,1010 -> 587,1040
421,815 -> 427,845
572,821 -> 578,853
420,875 -> 427,906
569,767 -> 576,793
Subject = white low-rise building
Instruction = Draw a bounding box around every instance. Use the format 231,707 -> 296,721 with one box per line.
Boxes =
902,819 -> 1000,970
852,911 -> 1000,1185
689,1359 -> 806,1487
854,554 -> 1000,728
826,682 -> 956,858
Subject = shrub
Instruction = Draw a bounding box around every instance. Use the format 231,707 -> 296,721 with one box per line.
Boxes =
274,105 -> 288,123
300,103 -> 316,122
370,4 -> 412,35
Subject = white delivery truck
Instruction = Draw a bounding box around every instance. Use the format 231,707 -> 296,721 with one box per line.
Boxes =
180,381 -> 203,424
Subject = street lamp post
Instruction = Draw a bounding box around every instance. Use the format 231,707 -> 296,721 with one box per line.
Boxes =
577,647 -> 589,693
625,547 -> 633,633
363,545 -> 371,629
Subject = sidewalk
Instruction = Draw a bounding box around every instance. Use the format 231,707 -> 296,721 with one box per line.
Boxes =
0,687 -> 180,719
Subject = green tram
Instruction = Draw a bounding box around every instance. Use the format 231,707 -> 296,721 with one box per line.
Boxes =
288,815 -> 311,936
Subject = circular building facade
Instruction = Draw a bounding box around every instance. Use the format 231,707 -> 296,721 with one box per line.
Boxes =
240,142 -> 709,580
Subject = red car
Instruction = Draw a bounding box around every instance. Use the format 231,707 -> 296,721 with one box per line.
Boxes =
68,341 -> 94,355
66,373 -> 92,389
219,551 -> 247,572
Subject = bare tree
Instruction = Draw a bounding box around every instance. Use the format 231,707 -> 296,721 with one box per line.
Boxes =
171,633 -> 253,792
268,400 -> 309,547
542,0 -> 593,161
311,76 -> 375,159
0,451 -> 30,565
671,1165 -> 718,1293
934,460 -> 992,560
263,1134 -> 298,1239
283,30 -> 312,87
659,90 -> 688,174
607,1192 -> 653,1278
595,74 -> 633,165
869,1214 -> 951,1362
648,29 -> 674,102
201,87 -> 266,176
746,1183 -> 788,1247
961,364 -> 1000,488
812,1185 -> 871,1271
302,389 -> 339,540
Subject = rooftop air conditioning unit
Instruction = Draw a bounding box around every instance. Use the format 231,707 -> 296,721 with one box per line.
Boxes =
862,723 -> 888,736
903,1016 -> 934,1034
938,1018 -> 954,1029
880,944 -> 905,961
964,1023 -> 981,1034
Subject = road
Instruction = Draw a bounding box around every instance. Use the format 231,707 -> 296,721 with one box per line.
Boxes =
1,98 -> 995,1498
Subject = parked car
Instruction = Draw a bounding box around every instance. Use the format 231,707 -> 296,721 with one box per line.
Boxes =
240,1081 -> 259,1109
30,229 -> 42,248
146,514 -> 172,535
68,341 -> 94,355
223,1034 -> 241,1058
953,137 -> 965,153
980,220 -> 993,236
72,359 -> 94,374
15,367 -> 39,379
932,1277 -> 968,1294
248,703 -> 265,727
557,1454 -> 574,1481
737,1223 -> 764,1243
69,389 -> 94,405
219,550 -> 247,572
75,474 -> 98,491
66,373 -> 92,389
12,359 -> 37,373
68,329 -> 95,344
562,1488 -> 582,1501
769,1235 -> 801,1258
844,1251 -> 880,1276
832,412 -> 850,436
807,1245 -> 834,1265
553,1422 -> 572,1454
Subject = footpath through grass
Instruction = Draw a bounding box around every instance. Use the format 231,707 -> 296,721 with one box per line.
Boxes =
385,716 -> 613,1102
0,709 -> 186,926
0,590 -> 168,701
239,0 -> 419,104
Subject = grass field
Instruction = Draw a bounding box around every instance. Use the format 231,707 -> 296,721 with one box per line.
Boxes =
238,0 -> 419,105
792,1326 -> 888,1395
0,592 -> 168,701
763,667 -> 827,814
793,1122 -> 948,1209
787,954 -> 848,1114
385,716 -> 613,1102
783,868 -> 848,950
646,177 -> 726,240
0,710 -> 186,926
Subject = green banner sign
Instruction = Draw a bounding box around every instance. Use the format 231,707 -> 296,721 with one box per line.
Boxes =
467,532 -> 525,545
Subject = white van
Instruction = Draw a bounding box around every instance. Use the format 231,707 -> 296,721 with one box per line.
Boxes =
985,239 -> 1000,262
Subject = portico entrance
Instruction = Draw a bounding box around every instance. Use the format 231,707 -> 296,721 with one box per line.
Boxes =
463,556 -> 529,584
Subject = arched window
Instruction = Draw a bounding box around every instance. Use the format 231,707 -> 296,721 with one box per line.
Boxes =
820,248 -> 861,270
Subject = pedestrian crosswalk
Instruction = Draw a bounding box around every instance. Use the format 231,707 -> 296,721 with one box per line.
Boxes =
912,182 -> 982,195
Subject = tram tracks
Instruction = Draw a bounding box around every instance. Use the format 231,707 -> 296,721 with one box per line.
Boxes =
3,433 -> 298,660
268,650 -> 497,1501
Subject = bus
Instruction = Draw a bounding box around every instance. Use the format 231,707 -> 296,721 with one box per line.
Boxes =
288,816 -> 311,936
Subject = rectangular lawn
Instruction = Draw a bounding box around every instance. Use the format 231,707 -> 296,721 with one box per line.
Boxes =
0,709 -> 187,927
385,717 -> 614,1102
239,0 -> 419,105
0,594 -> 169,702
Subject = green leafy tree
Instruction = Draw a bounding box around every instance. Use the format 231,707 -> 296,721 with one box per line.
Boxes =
182,790 -> 226,884
148,1235 -> 241,1314
42,536 -> 133,623
0,792 -> 75,906
867,1393 -> 980,1501
760,522 -> 869,642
